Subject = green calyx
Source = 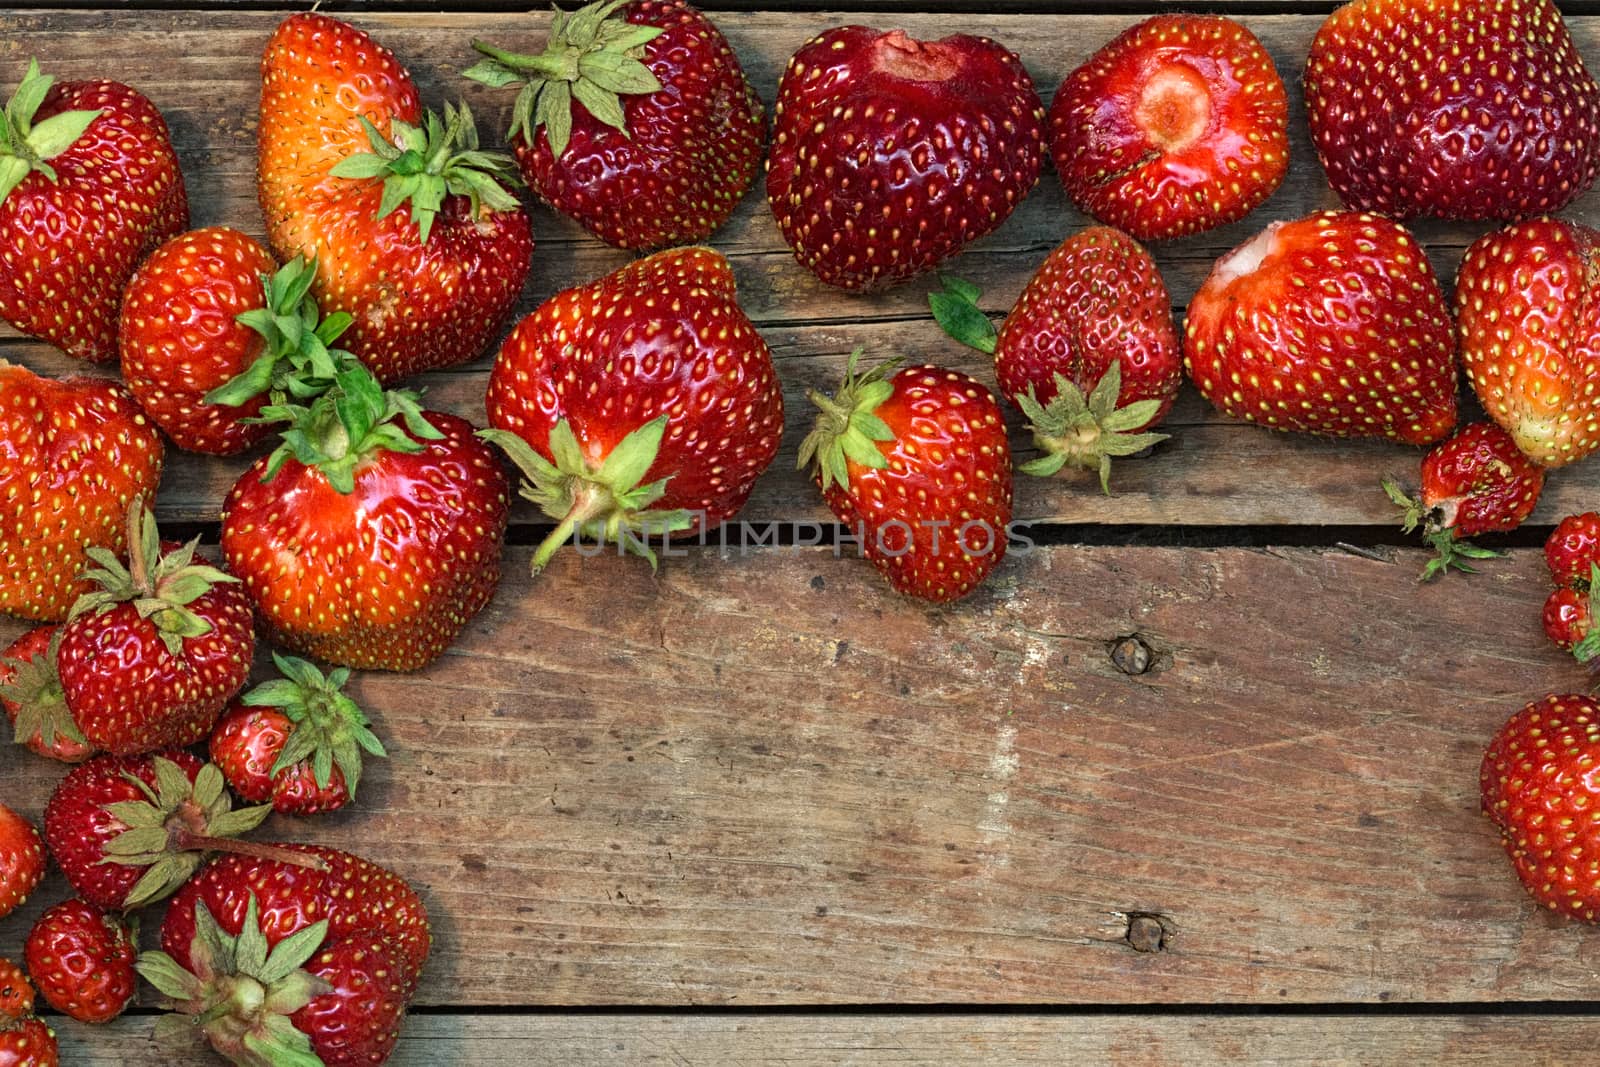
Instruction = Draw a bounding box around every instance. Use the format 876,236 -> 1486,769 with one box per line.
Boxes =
328,100 -> 521,244
0,628 -> 88,756
1382,477 -> 1505,582
479,417 -> 691,576
242,653 -> 387,800
1570,563 -> 1600,667
464,0 -> 665,160
928,274 -> 999,356
0,59 -> 104,206
797,348 -> 898,493
1014,364 -> 1168,494
69,502 -> 242,660
138,894 -> 333,1067
257,365 -> 443,496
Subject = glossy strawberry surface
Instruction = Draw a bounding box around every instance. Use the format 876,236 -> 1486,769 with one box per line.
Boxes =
210,703 -> 351,816
1547,512 -> 1600,587
24,898 -> 136,1024
0,805 -> 44,922
1419,423 -> 1544,537
0,625 -> 91,763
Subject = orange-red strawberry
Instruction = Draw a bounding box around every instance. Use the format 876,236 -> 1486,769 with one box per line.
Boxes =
0,362 -> 164,622
1305,0 -> 1600,221
24,898 -> 136,1024
0,626 -> 91,763
0,804 -> 44,922
800,353 -> 1012,603
259,13 -> 533,382
483,247 -> 782,573
1048,15 -> 1288,241
767,26 -> 1044,291
222,366 -> 510,671
1184,210 -> 1458,444
0,960 -> 55,1067
0,60 -> 187,364
467,0 -> 764,250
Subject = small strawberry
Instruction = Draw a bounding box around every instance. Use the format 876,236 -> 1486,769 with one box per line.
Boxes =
1542,517 -> 1600,667
222,366 -> 510,671
0,960 -> 55,1067
1544,585 -> 1593,654
1184,210 -> 1458,444
259,13 -> 533,382
466,0 -> 764,250
1306,0 -> 1600,221
139,845 -> 429,1066
1480,693 -> 1600,920
1548,513 -> 1600,587
799,353 -> 1013,603
482,247 -> 783,573
210,653 -> 386,816
0,960 -> 33,1023
0,626 -> 91,763
930,226 -> 1179,491
1048,15 -> 1288,241
1384,423 -> 1545,580
0,362 -> 165,622
24,898 -> 136,1024
766,26 -> 1044,290
0,59 -> 188,363
0,804 -> 45,922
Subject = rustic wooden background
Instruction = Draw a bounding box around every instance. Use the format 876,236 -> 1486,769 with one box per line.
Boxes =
2,3 -> 1599,1064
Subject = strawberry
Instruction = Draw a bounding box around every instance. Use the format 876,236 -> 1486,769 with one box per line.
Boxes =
0,60 -> 187,364
0,961 -> 32,1024
482,246 -> 783,572
931,227 -> 1179,491
0,961 -> 55,1067
799,353 -> 1012,603
1456,218 -> 1600,468
259,13 -> 533,383
1544,586 -> 1592,653
1383,422 -> 1544,580
1480,693 -> 1600,920
1047,15 -> 1288,241
57,504 -> 253,755
1184,210 -> 1458,444
1305,0 -> 1600,221
139,845 -> 429,1066
0,362 -> 164,622
0,804 -> 44,922
1548,513 -> 1600,588
0,626 -> 91,763
222,366 -> 510,671
466,0 -> 764,250
210,653 -> 386,816
24,898 -> 136,1024
766,26 -> 1044,291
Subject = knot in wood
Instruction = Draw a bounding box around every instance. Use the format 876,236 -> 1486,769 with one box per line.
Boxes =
1110,634 -> 1153,675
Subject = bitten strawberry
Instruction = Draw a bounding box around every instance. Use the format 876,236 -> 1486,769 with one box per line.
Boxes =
931,227 -> 1179,491
0,960 -> 56,1067
482,247 -> 783,572
0,60 -> 187,363
766,26 -> 1044,290
467,0 -> 764,249
800,353 -> 1012,603
1048,15 -> 1288,240
1184,210 -> 1458,444
1305,0 -> 1600,221
0,804 -> 45,921
0,626 -> 91,763
24,898 -> 136,1024
0,362 -> 164,622
259,13 -> 533,383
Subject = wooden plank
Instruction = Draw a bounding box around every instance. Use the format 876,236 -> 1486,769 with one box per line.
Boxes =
0,544 -> 1588,1007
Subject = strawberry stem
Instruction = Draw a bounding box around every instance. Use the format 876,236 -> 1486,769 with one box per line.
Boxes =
168,831 -> 329,873
531,483 -> 609,575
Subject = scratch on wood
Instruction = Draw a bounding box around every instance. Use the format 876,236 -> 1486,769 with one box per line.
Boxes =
976,722 -> 1020,873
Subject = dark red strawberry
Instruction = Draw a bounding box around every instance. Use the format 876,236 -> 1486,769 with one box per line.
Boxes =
0,59 -> 187,363
482,246 -> 782,572
1549,514 -> 1600,587
0,626 -> 91,763
766,26 -> 1044,290
24,898 -> 136,1024
1184,210 -> 1458,444
0,804 -> 44,922
1305,0 -> 1600,221
467,0 -> 764,250
0,960 -> 55,1067
1048,14 -> 1288,240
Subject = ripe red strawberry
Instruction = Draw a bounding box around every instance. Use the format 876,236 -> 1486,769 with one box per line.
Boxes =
1048,15 -> 1288,241
0,961 -> 33,1024
0,960 -> 55,1067
0,60 -> 187,364
467,0 -> 764,250
800,353 -> 1012,603
0,362 -> 164,622
57,505 -> 253,755
1548,513 -> 1600,587
482,247 -> 782,572
211,654 -> 386,816
1541,515 -> 1600,665
1305,0 -> 1600,221
0,804 -> 44,922
259,13 -> 533,383
766,26 -> 1044,291
1184,210 -> 1458,444
1480,693 -> 1600,920
0,626 -> 91,763
1384,422 -> 1544,580
1544,586 -> 1592,653
24,899 -> 136,1024
222,366 -> 510,671
139,845 -> 429,1066
931,227 -> 1179,491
